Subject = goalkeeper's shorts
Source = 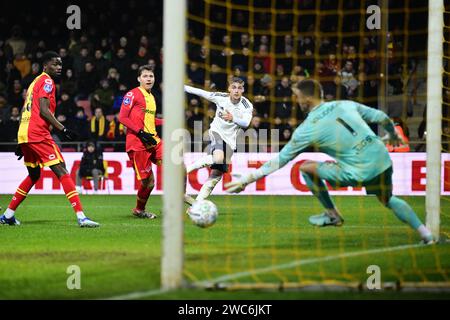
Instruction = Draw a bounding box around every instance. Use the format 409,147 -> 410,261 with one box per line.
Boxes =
317,162 -> 393,200
128,141 -> 163,181
20,140 -> 65,168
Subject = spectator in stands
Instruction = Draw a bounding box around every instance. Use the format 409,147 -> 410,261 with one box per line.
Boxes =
275,76 -> 292,119
93,49 -> 110,79
75,141 -> 105,194
106,112 -> 126,152
112,48 -> 130,78
72,47 -> 90,77
59,47 -> 73,73
187,62 -> 204,86
107,67 -> 120,93
90,106 -> 107,142
66,108 -> 90,142
13,53 -> 31,78
56,92 -> 77,118
3,106 -> 20,142
21,62 -> 40,89
338,60 -> 359,97
91,79 -> 114,114
61,68 -> 77,97
77,61 -> 99,100
7,79 -> 24,108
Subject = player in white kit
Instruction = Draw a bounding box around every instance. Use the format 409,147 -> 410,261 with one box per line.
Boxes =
184,77 -> 253,203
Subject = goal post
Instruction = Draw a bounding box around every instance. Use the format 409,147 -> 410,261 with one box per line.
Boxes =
426,0 -> 444,241
161,0 -> 186,290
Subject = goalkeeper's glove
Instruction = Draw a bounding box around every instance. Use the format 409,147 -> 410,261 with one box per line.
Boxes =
386,132 -> 405,147
137,129 -> 157,146
61,127 -> 78,141
15,145 -> 23,160
224,173 -> 257,194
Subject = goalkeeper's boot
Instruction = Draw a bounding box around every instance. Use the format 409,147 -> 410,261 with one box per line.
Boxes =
132,208 -> 157,219
78,217 -> 100,228
420,234 -> 437,245
309,212 -> 344,227
0,214 -> 21,226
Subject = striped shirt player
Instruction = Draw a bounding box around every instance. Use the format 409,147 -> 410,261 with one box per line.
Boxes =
119,65 -> 163,219
0,51 -> 99,227
226,79 -> 434,244
184,78 -> 253,204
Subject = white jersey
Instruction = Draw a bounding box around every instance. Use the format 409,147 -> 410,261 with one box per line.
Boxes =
184,85 -> 253,150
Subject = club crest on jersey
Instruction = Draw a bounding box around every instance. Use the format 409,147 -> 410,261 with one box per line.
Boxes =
123,97 -> 131,105
43,83 -> 53,93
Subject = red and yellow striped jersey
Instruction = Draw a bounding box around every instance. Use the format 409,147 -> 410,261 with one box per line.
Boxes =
119,86 -> 161,152
18,72 -> 56,143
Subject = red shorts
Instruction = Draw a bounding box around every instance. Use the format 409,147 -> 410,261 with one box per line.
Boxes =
21,140 -> 65,168
128,141 -> 163,181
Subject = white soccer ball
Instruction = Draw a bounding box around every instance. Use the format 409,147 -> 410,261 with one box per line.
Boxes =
187,200 -> 218,228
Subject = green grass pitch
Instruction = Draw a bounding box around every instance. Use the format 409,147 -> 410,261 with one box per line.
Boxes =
0,194 -> 449,299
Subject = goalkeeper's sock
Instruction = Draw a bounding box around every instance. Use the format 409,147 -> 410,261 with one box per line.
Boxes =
301,172 -> 335,209
186,155 -> 214,174
196,175 -> 222,201
387,196 -> 423,230
60,174 -> 83,213
136,185 -> 152,211
8,176 -> 35,211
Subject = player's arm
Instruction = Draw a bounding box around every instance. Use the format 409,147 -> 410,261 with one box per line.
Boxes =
184,85 -> 218,103
231,100 -> 253,128
39,98 -> 77,140
356,102 -> 403,145
226,126 -> 311,193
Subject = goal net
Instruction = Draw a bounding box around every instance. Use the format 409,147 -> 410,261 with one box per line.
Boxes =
167,0 -> 450,291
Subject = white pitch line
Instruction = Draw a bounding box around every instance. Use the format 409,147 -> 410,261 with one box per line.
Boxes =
103,288 -> 170,300
194,243 -> 424,286
104,242 -> 424,300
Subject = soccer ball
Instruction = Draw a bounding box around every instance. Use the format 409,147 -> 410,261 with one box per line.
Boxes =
187,200 -> 218,228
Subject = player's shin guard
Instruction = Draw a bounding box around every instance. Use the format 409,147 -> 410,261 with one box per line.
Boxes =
136,185 -> 153,211
196,175 -> 222,201
301,173 -> 335,209
186,155 -> 214,173
60,174 -> 83,213
387,196 -> 422,229
8,176 -> 36,211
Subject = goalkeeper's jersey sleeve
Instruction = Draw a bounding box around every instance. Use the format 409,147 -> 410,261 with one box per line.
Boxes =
259,100 -> 392,182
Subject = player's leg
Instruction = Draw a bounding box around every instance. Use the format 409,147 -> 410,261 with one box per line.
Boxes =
366,167 -> 434,244
131,146 -> 160,219
50,162 -> 99,227
195,141 -> 232,201
1,164 -> 41,226
196,169 -> 223,201
133,170 -> 157,219
299,161 -> 344,226
186,131 -> 225,173
91,168 -> 102,192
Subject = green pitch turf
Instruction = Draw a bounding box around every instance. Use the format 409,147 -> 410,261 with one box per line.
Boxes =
0,194 -> 449,300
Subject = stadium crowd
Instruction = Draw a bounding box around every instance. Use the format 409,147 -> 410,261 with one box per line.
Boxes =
0,0 -> 428,152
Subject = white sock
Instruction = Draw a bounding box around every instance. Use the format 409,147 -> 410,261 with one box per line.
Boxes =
76,212 -> 86,219
4,208 -> 15,219
417,224 -> 432,238
186,155 -> 214,173
196,176 -> 222,201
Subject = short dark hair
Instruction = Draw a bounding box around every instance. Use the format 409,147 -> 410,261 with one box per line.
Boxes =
229,77 -> 245,85
42,51 -> 60,65
138,64 -> 154,76
297,79 -> 323,98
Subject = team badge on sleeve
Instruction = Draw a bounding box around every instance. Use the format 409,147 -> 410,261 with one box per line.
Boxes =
43,79 -> 53,93
123,92 -> 134,106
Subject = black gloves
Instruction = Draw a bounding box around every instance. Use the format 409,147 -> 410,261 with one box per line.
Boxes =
62,127 -> 78,141
137,129 -> 157,146
15,145 -> 23,160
